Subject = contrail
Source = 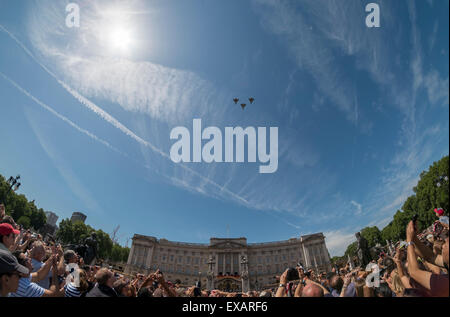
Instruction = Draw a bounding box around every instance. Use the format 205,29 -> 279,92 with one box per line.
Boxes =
0,24 -> 249,206
0,71 -> 127,158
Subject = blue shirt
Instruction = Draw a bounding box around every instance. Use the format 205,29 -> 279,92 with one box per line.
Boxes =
31,258 -> 52,289
9,274 -> 45,297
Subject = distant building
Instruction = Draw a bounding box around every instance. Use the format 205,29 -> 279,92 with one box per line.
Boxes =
70,212 -> 87,223
125,233 -> 331,291
45,212 -> 58,227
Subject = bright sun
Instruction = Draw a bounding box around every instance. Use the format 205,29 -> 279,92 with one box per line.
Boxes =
93,6 -> 136,56
108,26 -> 132,52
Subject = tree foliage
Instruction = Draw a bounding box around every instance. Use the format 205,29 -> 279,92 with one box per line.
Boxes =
360,226 -> 382,248
56,218 -> 129,262
0,173 -> 129,262
344,241 -> 358,258
0,175 -> 47,231
345,155 -> 449,256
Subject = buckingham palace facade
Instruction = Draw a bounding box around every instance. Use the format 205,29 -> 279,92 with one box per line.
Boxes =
124,233 -> 331,291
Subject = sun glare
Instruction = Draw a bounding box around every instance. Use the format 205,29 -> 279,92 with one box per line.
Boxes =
108,26 -> 132,52
93,6 -> 137,56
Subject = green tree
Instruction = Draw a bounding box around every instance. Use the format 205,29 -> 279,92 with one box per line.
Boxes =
56,219 -> 90,245
30,208 -> 47,231
344,241 -> 358,258
110,244 -> 130,263
340,155 -> 449,256
94,229 -> 113,260
360,226 -> 382,248
17,216 -> 31,229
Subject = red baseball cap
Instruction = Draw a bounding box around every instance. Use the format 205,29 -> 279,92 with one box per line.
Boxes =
434,208 -> 444,216
0,223 -> 20,236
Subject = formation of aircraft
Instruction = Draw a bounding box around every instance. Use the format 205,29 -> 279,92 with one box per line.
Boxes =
233,97 -> 255,110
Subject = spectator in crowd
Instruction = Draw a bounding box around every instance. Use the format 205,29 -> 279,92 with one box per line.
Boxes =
301,284 -> 324,297
64,250 -> 79,264
0,223 -> 19,252
405,220 -> 449,297
30,241 -> 65,289
9,251 -> 63,297
435,208 -> 449,226
0,249 -> 29,297
85,268 -> 118,297
1,197 -> 449,298
64,269 -> 90,297
329,274 -> 344,297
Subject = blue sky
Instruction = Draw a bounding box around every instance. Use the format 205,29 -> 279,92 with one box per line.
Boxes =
0,0 -> 448,256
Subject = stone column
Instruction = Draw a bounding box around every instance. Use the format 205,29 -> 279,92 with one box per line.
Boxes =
302,244 -> 311,268
145,245 -> 154,271
230,254 -> 233,275
124,243 -> 136,274
127,243 -> 136,265
215,252 -> 219,275
241,255 -> 250,293
206,256 -> 216,291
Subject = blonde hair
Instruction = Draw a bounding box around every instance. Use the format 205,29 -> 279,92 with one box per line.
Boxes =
389,270 -> 405,295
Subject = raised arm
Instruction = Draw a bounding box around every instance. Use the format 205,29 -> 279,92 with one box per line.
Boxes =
393,249 -> 412,289
275,270 -> 288,297
406,221 -> 432,290
42,258 -> 64,297
412,234 -> 444,268
340,273 -> 352,297
31,254 -> 55,283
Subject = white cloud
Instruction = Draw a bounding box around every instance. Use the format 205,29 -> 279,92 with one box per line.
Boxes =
350,200 -> 362,215
324,229 -> 356,257
424,70 -> 449,107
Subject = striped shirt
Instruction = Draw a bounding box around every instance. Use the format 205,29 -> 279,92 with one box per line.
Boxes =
9,275 -> 45,297
64,283 -> 82,297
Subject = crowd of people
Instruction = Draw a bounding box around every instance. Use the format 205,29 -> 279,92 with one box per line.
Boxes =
1,203 -> 448,297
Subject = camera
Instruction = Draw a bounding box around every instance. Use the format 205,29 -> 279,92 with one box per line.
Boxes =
285,267 -> 299,281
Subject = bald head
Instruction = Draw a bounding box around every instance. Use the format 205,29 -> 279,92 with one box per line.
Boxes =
301,284 -> 324,297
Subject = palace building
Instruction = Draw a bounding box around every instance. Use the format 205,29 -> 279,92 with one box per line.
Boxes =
125,233 -> 331,291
